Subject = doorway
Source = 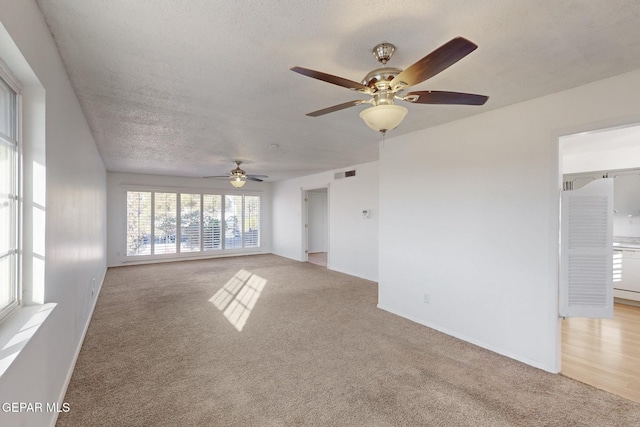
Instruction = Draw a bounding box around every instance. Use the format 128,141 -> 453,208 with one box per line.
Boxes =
559,123 -> 640,403
304,188 -> 328,268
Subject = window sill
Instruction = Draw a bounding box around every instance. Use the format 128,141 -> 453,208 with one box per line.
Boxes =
0,303 -> 57,378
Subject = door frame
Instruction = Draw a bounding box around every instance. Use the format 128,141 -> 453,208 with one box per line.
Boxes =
556,119 -> 640,372
301,185 -> 330,266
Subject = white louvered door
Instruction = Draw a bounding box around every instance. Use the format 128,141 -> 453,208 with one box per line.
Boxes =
560,178 -> 614,318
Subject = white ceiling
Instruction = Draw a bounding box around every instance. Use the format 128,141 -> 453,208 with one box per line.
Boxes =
34,0 -> 640,181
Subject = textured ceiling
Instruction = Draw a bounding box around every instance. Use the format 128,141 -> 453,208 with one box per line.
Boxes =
35,0 -> 640,181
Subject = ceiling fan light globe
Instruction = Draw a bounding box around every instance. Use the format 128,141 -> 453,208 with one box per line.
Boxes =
230,177 -> 246,188
359,104 -> 408,133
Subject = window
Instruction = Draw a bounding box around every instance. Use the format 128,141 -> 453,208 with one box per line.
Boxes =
126,190 -> 260,257
225,195 -> 243,250
203,194 -> 222,251
244,195 -> 260,248
180,194 -> 201,253
154,192 -> 177,254
126,191 -> 151,256
0,68 -> 19,321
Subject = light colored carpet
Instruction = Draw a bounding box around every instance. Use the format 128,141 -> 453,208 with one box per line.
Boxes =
57,254 -> 640,426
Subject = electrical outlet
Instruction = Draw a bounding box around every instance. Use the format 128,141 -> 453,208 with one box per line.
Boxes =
91,278 -> 96,296
423,294 -> 430,304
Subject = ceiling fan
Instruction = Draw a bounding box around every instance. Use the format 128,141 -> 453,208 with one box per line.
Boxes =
204,161 -> 268,188
291,37 -> 488,134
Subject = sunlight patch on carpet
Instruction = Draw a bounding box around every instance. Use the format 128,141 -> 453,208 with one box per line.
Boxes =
209,269 -> 267,331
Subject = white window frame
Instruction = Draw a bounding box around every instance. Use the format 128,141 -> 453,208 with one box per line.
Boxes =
0,59 -> 22,322
124,187 -> 262,259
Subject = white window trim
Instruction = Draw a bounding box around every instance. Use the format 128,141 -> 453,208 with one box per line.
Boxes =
123,186 -> 263,261
0,57 -> 22,323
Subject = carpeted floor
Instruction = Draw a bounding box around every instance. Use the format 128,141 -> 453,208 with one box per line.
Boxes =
57,254 -> 640,426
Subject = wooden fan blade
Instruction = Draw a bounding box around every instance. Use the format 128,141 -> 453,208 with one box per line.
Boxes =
203,175 -> 231,179
390,37 -> 478,89
247,174 -> 268,179
404,91 -> 488,105
291,66 -> 371,93
306,100 -> 367,117
246,176 -> 264,182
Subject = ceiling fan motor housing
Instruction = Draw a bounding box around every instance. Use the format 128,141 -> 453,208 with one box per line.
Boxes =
232,160 -> 246,177
362,67 -> 401,90
362,67 -> 402,106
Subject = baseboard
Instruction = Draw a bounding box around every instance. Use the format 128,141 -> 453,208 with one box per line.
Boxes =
614,296 -> 640,307
110,250 -> 269,268
376,303 -> 555,373
326,264 -> 377,283
270,250 -> 303,263
49,267 -> 107,427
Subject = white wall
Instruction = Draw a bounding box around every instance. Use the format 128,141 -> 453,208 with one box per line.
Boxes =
272,161 -> 379,282
561,124 -> 640,174
107,172 -> 272,267
0,1 -> 107,426
378,69 -> 640,373
563,145 -> 640,173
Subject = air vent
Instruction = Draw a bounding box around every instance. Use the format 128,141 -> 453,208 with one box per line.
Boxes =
334,169 -> 356,180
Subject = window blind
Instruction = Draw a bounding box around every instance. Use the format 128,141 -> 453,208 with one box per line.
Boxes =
180,193 -> 201,253
154,192 -> 177,254
225,195 -> 243,250
127,191 -> 152,256
203,194 -> 222,251
244,196 -> 260,248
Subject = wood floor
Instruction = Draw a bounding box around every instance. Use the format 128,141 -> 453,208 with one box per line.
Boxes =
307,252 -> 327,267
562,303 -> 640,403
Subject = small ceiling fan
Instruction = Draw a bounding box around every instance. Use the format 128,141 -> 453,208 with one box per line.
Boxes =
204,161 -> 268,188
291,37 -> 488,133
